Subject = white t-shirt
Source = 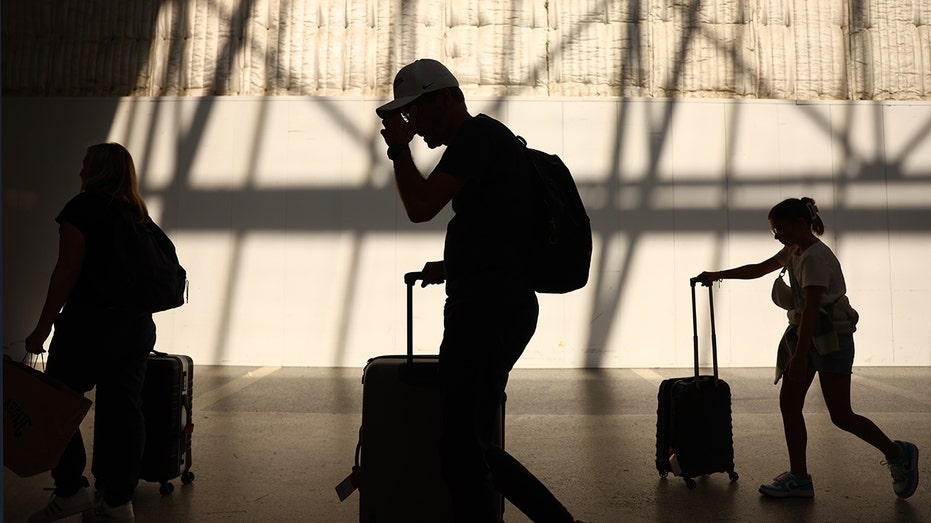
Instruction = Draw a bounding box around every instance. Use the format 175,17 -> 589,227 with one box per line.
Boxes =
775,241 -> 847,306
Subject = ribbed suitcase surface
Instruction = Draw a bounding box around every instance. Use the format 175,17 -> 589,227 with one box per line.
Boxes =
140,351 -> 194,495
656,376 -> 736,481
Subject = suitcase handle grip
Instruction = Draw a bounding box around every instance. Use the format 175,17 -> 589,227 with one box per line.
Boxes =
404,271 -> 424,286
404,272 -> 425,364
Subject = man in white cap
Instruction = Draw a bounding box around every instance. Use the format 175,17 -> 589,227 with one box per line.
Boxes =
378,58 -> 586,523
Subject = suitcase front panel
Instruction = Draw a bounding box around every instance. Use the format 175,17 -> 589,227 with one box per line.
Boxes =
669,376 -> 734,477
140,353 -> 193,484
360,356 -> 451,522
359,355 -> 503,523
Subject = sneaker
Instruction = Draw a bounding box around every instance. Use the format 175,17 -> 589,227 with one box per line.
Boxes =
82,499 -> 134,523
759,471 -> 814,498
29,487 -> 94,522
884,440 -> 920,499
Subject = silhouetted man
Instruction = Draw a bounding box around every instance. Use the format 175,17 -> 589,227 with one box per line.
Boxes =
377,58 -> 585,523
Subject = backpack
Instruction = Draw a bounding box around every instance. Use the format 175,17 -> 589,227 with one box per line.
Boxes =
112,210 -> 188,314
517,136 -> 593,294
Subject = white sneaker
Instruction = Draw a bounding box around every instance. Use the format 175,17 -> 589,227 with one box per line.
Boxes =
82,499 -> 135,522
884,440 -> 920,499
29,487 -> 94,522
758,471 -> 815,498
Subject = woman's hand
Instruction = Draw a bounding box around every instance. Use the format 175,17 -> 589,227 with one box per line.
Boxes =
24,326 -> 50,354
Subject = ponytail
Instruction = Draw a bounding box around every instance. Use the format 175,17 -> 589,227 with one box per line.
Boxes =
802,197 -> 825,235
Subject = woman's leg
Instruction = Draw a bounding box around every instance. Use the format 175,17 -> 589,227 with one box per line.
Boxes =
93,314 -> 155,506
44,312 -> 97,497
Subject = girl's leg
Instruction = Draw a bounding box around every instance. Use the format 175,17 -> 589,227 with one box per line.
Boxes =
819,372 -> 921,499
819,373 -> 899,458
779,369 -> 817,478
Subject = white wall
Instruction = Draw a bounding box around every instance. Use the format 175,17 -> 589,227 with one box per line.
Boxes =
3,96 -> 931,368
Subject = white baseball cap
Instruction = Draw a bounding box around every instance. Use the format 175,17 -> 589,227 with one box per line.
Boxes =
376,59 -> 459,118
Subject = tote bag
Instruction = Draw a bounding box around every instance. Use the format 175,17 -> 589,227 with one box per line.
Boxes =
3,355 -> 92,477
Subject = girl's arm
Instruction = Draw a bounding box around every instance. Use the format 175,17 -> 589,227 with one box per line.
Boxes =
695,255 -> 783,286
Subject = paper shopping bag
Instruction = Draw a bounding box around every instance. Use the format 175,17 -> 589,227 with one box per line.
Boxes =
3,355 -> 92,477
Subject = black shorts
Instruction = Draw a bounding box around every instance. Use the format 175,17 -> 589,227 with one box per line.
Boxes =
810,333 -> 855,375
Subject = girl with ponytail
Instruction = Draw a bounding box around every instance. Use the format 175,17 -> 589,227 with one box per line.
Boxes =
695,197 -> 919,500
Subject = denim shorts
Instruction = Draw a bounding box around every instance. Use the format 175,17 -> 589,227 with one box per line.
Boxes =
809,333 -> 855,375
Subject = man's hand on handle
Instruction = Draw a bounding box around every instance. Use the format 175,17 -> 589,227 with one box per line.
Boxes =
419,261 -> 445,287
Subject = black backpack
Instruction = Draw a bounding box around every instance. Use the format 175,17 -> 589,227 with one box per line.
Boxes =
112,210 -> 188,314
518,136 -> 593,294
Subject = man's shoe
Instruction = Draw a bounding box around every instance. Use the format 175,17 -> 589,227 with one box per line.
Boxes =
82,499 -> 135,523
759,471 -> 814,498
884,440 -> 919,499
28,487 -> 94,522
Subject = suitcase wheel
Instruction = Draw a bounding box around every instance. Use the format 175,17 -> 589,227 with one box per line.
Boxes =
658,470 -> 668,479
182,471 -> 195,485
728,470 -> 739,482
683,477 -> 697,490
157,472 -> 193,496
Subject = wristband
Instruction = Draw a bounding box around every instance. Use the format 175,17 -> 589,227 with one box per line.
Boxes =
387,143 -> 410,161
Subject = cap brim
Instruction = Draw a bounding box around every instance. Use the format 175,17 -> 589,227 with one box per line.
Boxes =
376,94 -> 421,118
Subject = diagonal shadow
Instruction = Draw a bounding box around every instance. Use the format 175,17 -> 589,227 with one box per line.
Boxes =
6,0 -> 931,373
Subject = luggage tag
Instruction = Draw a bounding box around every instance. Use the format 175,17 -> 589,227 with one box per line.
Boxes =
669,449 -> 683,476
335,466 -> 360,501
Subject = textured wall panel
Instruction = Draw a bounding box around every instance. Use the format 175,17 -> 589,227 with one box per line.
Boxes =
850,0 -> 931,99
2,0 -> 929,99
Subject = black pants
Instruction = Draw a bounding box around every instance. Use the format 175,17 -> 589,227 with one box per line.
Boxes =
439,290 -> 572,523
45,305 -> 156,506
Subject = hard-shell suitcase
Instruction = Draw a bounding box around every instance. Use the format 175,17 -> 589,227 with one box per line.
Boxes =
655,278 -> 739,489
139,351 -> 195,495
356,272 -> 504,522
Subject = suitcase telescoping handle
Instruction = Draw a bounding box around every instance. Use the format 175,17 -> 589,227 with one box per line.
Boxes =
689,277 -> 719,386
404,271 -> 425,365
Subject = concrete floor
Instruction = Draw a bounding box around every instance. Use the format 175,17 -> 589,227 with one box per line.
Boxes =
4,365 -> 929,522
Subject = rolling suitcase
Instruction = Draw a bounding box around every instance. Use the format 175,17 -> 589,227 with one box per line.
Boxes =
353,271 -> 505,522
139,350 -> 195,495
655,278 -> 739,489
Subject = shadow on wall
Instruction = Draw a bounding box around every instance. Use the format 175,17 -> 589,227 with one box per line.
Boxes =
3,0 -> 931,372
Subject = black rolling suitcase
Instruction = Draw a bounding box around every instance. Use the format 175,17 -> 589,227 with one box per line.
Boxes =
140,351 -> 195,495
351,271 -> 505,522
655,278 -> 738,489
